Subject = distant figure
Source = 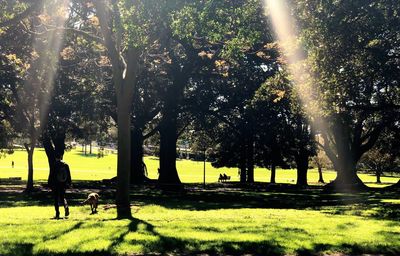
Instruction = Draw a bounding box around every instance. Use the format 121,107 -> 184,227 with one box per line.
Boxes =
81,192 -> 99,214
218,173 -> 231,183
11,161 -> 14,168
48,154 -> 71,219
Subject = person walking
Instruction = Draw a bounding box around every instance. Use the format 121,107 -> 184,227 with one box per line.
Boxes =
48,154 -> 71,219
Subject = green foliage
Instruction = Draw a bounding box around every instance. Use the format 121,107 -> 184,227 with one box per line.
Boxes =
170,0 -> 268,60
295,0 -> 400,116
290,0 -> 400,181
118,0 -> 166,48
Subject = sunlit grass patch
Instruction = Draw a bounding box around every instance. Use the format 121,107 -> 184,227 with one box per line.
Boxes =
0,187 -> 399,256
0,149 -> 398,186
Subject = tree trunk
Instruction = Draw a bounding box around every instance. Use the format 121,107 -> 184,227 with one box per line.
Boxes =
42,131 -> 66,182
53,132 -> 66,159
376,170 -> 381,184
25,146 -> 34,192
270,163 -> 276,184
295,153 -> 309,186
239,145 -> 247,183
318,166 -> 325,183
334,166 -> 364,186
323,120 -> 367,191
43,133 -> 56,180
326,159 -> 366,191
116,99 -> 132,218
130,127 -> 146,184
89,141 -> 92,154
240,165 -> 246,183
158,113 -> 181,186
246,135 -> 254,183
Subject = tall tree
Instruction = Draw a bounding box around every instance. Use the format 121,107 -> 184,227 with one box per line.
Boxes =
0,0 -> 68,191
295,0 -> 400,189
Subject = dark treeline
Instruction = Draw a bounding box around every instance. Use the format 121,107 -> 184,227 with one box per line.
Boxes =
0,0 -> 399,218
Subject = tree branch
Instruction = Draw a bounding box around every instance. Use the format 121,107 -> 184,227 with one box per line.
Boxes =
93,0 -> 123,87
49,26 -> 105,45
0,1 -> 43,28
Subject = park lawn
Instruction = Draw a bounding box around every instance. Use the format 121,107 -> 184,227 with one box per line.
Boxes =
0,148 -> 398,186
0,182 -> 399,256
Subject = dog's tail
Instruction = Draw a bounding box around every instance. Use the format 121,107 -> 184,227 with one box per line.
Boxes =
81,198 -> 89,205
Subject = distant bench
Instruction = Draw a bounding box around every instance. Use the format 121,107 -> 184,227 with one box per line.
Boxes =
0,177 -> 22,184
218,174 -> 230,183
0,177 -> 22,181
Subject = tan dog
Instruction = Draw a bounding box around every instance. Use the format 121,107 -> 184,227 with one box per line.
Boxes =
82,193 -> 99,214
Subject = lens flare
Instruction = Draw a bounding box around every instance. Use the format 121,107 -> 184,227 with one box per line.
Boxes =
263,0 -> 320,119
20,0 -> 70,133
263,0 -> 347,187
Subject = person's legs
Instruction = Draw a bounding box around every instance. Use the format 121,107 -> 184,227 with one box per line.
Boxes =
53,187 -> 60,218
59,186 -> 69,217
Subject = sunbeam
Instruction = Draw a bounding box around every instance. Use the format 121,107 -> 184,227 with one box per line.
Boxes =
16,0 -> 71,186
263,0 -> 321,120
263,0 -> 348,188
33,0 -> 71,129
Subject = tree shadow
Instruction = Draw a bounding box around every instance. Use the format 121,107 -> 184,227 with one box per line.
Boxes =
73,152 -> 101,158
296,242 -> 400,256
42,222 -> 84,241
105,217 -> 285,256
0,243 -> 34,256
2,216 -> 286,255
1,180 -> 399,221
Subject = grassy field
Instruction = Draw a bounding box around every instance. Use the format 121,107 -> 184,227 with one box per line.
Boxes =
0,148 -> 398,186
0,149 -> 399,255
0,181 -> 399,256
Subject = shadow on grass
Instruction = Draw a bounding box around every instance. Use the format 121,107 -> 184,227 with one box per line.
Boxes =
296,242 -> 400,256
3,216 -> 399,256
1,217 -> 285,256
0,181 -> 399,221
109,218 -> 285,256
73,152 -> 101,158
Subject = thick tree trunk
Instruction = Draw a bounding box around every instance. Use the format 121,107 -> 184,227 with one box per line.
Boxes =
318,166 -> 325,183
296,153 -> 309,186
158,114 -> 181,186
43,131 -> 66,182
270,163 -> 276,184
43,134 -> 56,180
130,127 -> 146,184
334,167 -> 364,186
25,146 -> 34,192
326,159 -> 366,191
323,120 -> 367,191
53,133 -> 65,159
376,170 -> 381,184
240,165 -> 246,183
336,154 -> 363,183
116,99 -> 132,218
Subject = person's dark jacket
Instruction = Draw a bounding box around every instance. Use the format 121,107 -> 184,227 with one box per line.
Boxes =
48,160 -> 71,188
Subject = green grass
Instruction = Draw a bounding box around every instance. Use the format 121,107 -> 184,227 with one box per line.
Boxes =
0,181 -> 399,256
0,148 -> 398,186
0,148 -> 399,255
